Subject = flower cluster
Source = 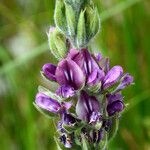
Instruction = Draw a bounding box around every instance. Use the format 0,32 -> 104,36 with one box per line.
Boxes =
34,47 -> 133,148
34,0 -> 134,149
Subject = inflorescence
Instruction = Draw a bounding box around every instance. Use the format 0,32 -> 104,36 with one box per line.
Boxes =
34,0 -> 134,149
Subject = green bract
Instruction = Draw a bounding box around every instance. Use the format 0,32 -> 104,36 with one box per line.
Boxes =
54,0 -> 100,49
48,28 -> 68,60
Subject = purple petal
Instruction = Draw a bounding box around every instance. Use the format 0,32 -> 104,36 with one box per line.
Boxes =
107,100 -> 124,116
116,73 -> 134,92
56,85 -> 75,98
42,63 -> 57,81
99,57 -> 110,73
103,66 -> 123,89
96,52 -> 102,62
89,112 -> 101,124
87,69 -> 105,86
87,69 -> 98,85
35,93 -> 61,113
106,93 -> 124,116
67,48 -> 79,59
106,93 -> 123,104
76,91 -> 100,122
62,101 -> 73,110
55,59 -> 85,90
69,49 -> 100,79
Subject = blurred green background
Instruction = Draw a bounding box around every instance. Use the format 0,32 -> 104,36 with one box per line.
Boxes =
0,0 -> 150,149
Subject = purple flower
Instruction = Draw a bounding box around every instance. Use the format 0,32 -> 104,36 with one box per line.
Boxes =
106,93 -> 124,116
76,90 -> 100,122
35,93 -> 72,114
35,93 -> 61,113
115,73 -> 134,92
42,63 -> 57,81
103,66 -> 123,89
56,85 -> 75,98
55,59 -> 85,90
68,48 -> 104,86
87,69 -> 105,86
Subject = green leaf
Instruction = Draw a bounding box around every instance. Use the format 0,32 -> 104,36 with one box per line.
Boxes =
33,102 -> 58,119
77,9 -> 86,48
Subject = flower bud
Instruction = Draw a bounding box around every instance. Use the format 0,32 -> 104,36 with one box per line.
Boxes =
103,66 -> 123,89
54,0 -> 67,34
106,93 -> 124,116
77,9 -> 86,48
41,63 -> 57,82
115,73 -> 134,92
65,3 -> 76,39
85,5 -> 100,41
48,28 -> 68,60
35,93 -> 61,113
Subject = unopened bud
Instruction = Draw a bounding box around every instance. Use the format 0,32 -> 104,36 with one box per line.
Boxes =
48,28 -> 68,60
85,6 -> 100,41
54,0 -> 67,34
77,9 -> 86,48
65,3 -> 76,39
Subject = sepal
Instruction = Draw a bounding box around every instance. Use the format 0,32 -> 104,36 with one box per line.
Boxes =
33,102 -> 58,119
38,85 -> 62,102
108,114 -> 119,141
63,121 -> 85,133
54,0 -> 67,34
81,134 -> 90,150
85,6 -> 100,41
77,9 -> 86,48
87,82 -> 102,94
97,130 -> 108,150
65,3 -> 76,39
48,29 -> 68,60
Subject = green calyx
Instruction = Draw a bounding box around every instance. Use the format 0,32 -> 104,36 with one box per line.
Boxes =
54,0 -> 100,49
48,28 -> 68,60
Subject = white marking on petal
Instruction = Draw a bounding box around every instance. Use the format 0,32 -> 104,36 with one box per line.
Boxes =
88,60 -> 92,73
88,98 -> 93,112
64,71 -> 69,81
84,61 -> 88,74
70,70 -> 73,81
